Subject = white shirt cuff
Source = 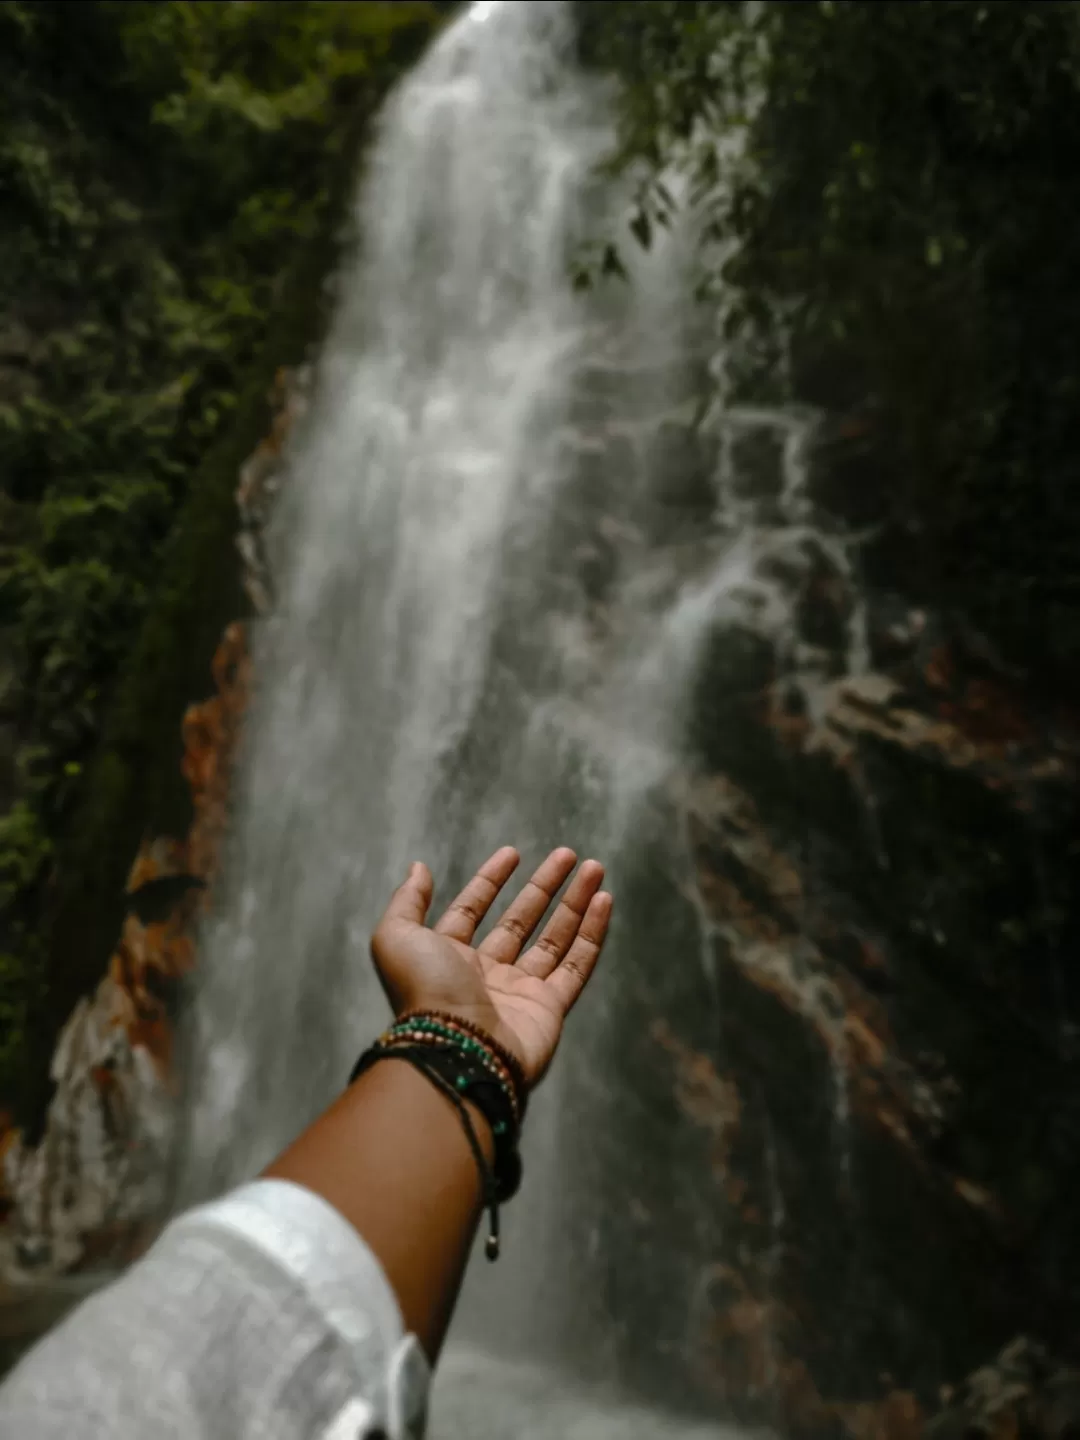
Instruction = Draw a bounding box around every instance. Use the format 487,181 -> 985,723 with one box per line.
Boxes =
174,1178 -> 430,1439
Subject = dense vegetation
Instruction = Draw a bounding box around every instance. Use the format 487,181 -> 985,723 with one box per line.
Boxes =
581,0 -> 1080,701
0,0 -> 445,1117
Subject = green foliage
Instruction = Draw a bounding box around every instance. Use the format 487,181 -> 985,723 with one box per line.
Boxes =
0,804 -> 51,915
580,0 -> 1080,696
0,0 -> 443,1107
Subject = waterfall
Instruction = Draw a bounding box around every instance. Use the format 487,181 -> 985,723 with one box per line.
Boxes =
179,0 -> 615,1194
177,1 -> 858,1431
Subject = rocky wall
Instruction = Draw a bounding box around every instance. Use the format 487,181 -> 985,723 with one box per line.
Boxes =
422,296 -> 1080,1436
564,363 -> 1080,1436
0,369 -> 304,1360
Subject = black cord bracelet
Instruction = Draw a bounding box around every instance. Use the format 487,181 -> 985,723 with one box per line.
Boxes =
349,1041 -> 522,1261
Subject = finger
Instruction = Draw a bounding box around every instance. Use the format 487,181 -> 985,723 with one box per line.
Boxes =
478,847 -> 578,965
375,862 -> 433,934
515,859 -> 605,979
544,890 -> 613,1014
433,846 -> 520,943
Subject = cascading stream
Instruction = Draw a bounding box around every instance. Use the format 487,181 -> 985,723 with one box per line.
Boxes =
177,2 -> 867,1431
180,0 -> 615,1196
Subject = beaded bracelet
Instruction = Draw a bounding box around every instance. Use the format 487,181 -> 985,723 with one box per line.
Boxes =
378,1029 -> 522,1128
380,1014 -> 525,1123
349,1012 -> 526,1261
398,1009 -> 528,1107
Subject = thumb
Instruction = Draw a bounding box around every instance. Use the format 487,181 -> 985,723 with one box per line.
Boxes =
378,862 -> 433,930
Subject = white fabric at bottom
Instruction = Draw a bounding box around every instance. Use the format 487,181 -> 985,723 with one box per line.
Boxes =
0,1178 -> 430,1440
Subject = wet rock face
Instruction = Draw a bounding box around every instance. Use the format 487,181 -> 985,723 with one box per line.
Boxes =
485,338 -> 1080,1433
637,393 -> 1080,1433
0,621 -> 251,1282
538,326 -> 1080,1432
929,1339 -> 1080,1440
0,370 -> 305,1290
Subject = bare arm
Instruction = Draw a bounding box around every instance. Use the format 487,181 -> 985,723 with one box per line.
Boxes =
0,847 -> 610,1439
264,845 -> 612,1360
264,1061 -> 491,1360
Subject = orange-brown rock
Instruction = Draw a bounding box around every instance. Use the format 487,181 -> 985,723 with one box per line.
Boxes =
1,371 -> 294,1282
101,622 -> 250,1086
180,619 -> 251,888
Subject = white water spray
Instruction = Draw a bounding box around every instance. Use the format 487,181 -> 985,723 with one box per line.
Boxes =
178,2 -> 864,1429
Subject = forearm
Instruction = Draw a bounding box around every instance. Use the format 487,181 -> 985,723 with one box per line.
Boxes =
263,1056 -> 494,1360
266,846 -> 607,1363
0,847 -> 607,1439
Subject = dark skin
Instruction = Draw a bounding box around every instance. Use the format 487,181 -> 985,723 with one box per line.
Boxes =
265,845 -> 612,1360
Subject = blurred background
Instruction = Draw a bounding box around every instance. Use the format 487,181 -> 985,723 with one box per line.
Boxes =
2,3 -> 1079,1437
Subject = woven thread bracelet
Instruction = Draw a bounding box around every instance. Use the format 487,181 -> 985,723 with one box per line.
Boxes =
378,1029 -> 522,1128
373,1018 -> 525,1161
349,1013 -> 526,1261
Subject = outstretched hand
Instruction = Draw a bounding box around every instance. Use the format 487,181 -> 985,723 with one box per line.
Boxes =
370,847 -> 612,1088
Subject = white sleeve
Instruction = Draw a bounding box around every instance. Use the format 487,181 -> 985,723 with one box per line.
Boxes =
0,1178 -> 431,1440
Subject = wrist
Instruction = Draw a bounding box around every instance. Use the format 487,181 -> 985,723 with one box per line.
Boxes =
349,1027 -> 522,1263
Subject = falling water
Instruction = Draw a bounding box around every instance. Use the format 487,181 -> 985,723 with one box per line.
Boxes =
177,1 -> 865,1431
180,0 -> 616,1188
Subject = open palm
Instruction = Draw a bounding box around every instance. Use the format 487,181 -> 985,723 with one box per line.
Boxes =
370,847 -> 612,1087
